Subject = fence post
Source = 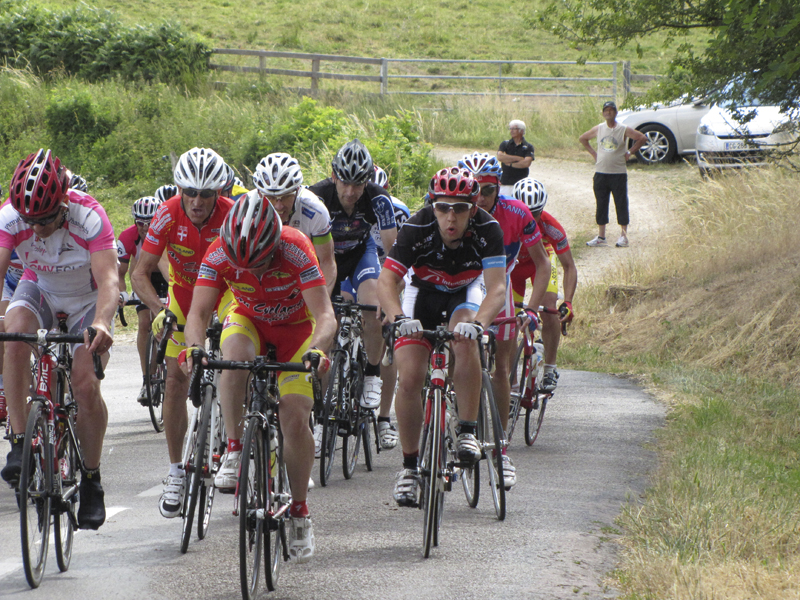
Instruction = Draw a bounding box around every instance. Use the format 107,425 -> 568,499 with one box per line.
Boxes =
380,58 -> 388,96
311,58 -> 320,97
622,60 -> 631,99
498,64 -> 503,95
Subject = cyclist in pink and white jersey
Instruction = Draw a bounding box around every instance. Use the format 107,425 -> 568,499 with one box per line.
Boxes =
0,150 -> 118,530
459,152 -> 551,490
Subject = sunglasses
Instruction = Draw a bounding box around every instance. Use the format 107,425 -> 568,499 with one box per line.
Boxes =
262,192 -> 296,204
479,184 -> 498,197
183,188 -> 217,199
135,219 -> 151,227
20,210 -> 62,227
432,201 -> 472,215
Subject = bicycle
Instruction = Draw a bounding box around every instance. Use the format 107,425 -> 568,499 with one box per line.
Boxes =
156,311 -> 226,554
0,316 -> 104,588
188,346 -> 320,599
507,305 -> 566,446
319,298 -> 380,487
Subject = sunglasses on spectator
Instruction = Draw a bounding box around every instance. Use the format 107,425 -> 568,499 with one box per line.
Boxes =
183,188 -> 217,199
479,185 -> 498,197
135,219 -> 151,227
432,201 -> 472,215
20,210 -> 62,227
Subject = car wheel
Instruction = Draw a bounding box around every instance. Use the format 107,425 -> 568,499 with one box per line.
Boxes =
635,124 -> 677,164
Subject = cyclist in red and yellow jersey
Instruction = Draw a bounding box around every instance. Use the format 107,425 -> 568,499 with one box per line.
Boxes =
131,147 -> 234,519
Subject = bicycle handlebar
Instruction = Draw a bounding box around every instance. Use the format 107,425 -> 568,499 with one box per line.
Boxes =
155,311 -> 183,365
331,296 -> 379,312
0,326 -> 105,380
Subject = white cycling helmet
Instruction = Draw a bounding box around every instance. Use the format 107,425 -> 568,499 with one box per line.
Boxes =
513,178 -> 548,212
372,165 -> 389,189
173,147 -> 229,191
252,153 -> 304,196
132,196 -> 161,220
154,184 -> 178,203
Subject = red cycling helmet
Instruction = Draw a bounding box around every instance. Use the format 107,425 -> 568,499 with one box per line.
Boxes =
428,167 -> 480,201
9,149 -> 70,217
220,195 -> 283,270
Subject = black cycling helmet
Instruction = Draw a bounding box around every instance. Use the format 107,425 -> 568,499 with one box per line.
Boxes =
331,139 -> 373,185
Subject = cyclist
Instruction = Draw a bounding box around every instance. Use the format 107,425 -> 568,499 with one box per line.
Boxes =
251,152 -> 337,295
131,147 -> 234,519
181,197 -> 336,563
154,183 -> 179,204
69,173 -> 88,193
221,163 -> 249,201
511,178 -> 577,389
458,152 -> 551,490
377,167 -> 506,507
308,139 -> 397,412
0,149 -> 118,530
117,195 -> 168,404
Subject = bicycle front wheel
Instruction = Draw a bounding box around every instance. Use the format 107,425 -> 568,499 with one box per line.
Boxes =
420,389 -> 444,558
265,425 -> 287,591
54,414 -> 78,572
145,333 -> 165,433
342,362 -> 363,480
507,341 -> 531,445
362,412 -> 374,472
240,417 -> 266,600
320,352 -> 345,487
19,399 -> 52,589
462,400 -> 480,509
481,371 -> 506,521
181,399 -> 211,554
525,394 -> 548,446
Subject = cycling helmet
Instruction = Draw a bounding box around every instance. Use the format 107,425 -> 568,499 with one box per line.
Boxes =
331,139 -> 373,184
372,165 -> 389,189
252,153 -> 304,196
428,167 -> 480,201
220,195 -> 283,270
9,149 -> 70,217
154,184 -> 178,203
233,176 -> 245,189
69,173 -> 88,193
513,178 -> 548,212
457,152 -> 503,183
131,196 -> 162,220
173,147 -> 229,191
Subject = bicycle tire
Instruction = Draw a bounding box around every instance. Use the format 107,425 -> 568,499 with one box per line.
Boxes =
199,387 -> 223,540
19,399 -> 51,589
341,360 -> 363,480
461,398 -> 480,509
420,388 -> 444,558
507,340 -> 531,444
240,417 -> 266,600
362,413 -> 373,472
54,410 -> 78,572
264,425 -> 285,591
525,395 -> 548,446
342,417 -> 362,480
481,371 -> 506,521
320,352 -> 345,487
181,397 -> 211,554
145,333 -> 165,433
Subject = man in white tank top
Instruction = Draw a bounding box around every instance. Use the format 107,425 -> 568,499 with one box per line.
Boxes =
578,101 -> 646,248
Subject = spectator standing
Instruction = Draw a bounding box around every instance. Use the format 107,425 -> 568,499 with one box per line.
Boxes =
578,101 -> 646,248
497,120 -> 535,196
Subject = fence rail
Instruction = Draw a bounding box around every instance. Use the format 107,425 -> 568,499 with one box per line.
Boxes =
211,50 -> 656,100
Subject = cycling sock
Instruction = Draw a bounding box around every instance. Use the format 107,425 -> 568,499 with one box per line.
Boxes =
377,416 -> 391,424
365,361 -> 381,377
457,421 -> 477,437
169,462 -> 184,477
402,452 -> 419,470
544,365 -> 556,373
289,500 -> 309,518
228,438 -> 243,453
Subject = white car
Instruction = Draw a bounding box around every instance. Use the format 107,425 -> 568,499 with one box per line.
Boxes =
616,97 -> 711,165
695,101 -> 798,176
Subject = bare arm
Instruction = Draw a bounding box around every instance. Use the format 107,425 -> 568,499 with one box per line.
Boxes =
379,227 -> 397,263
87,248 -> 120,352
579,126 -> 600,161
157,251 -> 170,280
475,266 -> 506,329
526,240 -> 552,312
556,249 -> 578,304
626,126 -> 647,159
117,261 -> 128,293
0,247 -> 12,286
377,268 -> 404,324
131,249 -> 167,314
182,285 -> 220,374
314,239 -> 338,296
302,285 -> 337,351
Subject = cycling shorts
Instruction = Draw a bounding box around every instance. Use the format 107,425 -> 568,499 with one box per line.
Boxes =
334,238 -> 380,297
136,272 -> 169,314
397,279 -> 484,352
220,309 -> 315,398
8,281 -> 104,351
216,288 -> 237,323
510,249 -> 558,305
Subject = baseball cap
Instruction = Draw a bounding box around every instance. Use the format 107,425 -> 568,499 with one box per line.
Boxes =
602,101 -> 618,111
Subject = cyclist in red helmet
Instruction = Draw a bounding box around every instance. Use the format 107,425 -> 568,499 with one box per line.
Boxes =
0,149 -> 119,530
181,197 -> 336,563
377,167 -> 507,507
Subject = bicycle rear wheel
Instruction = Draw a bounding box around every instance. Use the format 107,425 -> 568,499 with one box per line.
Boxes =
420,389 -> 444,558
54,415 -> 78,572
145,333 -> 165,433
507,341 -> 531,444
342,363 -> 363,480
481,372 -> 506,521
199,391 -> 224,540
240,417 -> 266,600
362,413 -> 374,472
320,352 -> 345,487
525,394 -> 548,446
181,399 -> 210,554
19,399 -> 52,589
265,425 -> 286,591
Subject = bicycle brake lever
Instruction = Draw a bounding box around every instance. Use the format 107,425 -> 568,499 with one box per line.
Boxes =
86,326 -> 105,380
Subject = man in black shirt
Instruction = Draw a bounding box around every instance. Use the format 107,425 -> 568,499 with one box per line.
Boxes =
497,119 -> 535,196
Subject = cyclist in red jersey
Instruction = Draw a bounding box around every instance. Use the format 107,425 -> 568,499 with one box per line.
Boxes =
511,178 -> 577,389
181,197 -> 336,563
131,147 -> 235,518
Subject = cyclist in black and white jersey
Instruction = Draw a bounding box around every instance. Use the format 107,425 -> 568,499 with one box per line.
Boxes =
308,140 -> 397,412
251,152 -> 337,295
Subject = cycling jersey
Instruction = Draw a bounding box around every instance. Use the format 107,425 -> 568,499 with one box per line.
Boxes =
384,205 -> 505,293
141,195 -> 234,291
248,187 -> 333,245
0,190 -> 116,297
515,210 -> 570,268
116,225 -> 143,263
489,195 -> 542,273
196,227 -> 325,327
307,179 -> 396,257
3,249 -> 24,300
372,196 -> 411,260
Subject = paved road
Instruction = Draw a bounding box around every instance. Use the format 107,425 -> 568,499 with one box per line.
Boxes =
0,344 -> 663,599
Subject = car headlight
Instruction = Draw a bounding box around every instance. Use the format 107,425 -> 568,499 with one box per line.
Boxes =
698,124 -> 715,136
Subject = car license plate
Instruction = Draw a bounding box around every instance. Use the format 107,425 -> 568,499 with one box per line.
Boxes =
724,140 -> 747,151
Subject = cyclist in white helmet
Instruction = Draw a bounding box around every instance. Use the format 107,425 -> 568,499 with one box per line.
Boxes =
251,152 -> 337,295
117,195 -> 168,404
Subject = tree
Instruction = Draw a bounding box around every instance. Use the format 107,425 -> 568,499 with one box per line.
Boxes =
535,0 -> 800,112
